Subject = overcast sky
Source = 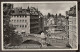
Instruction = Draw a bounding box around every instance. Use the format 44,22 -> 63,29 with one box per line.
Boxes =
12,2 -> 76,16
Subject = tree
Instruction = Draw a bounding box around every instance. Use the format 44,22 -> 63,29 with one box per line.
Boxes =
3,3 -> 22,46
3,3 -> 14,44
47,13 -> 51,19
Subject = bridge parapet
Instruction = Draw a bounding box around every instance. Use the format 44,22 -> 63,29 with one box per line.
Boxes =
21,33 -> 51,48
22,34 -> 43,43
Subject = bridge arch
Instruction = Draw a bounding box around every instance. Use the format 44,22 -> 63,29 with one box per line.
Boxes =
22,39 -> 42,45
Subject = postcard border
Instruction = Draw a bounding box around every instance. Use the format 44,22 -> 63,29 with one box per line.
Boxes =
1,1 -> 78,51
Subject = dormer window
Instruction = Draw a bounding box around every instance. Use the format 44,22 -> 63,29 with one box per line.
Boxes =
17,15 -> 18,17
19,11 -> 22,13
24,15 -> 25,17
18,16 -> 20,17
15,16 -> 17,17
20,15 -> 21,17
25,15 -> 27,17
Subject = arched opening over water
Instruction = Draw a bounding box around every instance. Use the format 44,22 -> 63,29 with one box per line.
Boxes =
22,40 -> 42,45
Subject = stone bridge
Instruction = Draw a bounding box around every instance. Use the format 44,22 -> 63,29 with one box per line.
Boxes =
21,34 -> 48,47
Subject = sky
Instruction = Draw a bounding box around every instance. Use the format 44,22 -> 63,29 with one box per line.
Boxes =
12,2 -> 76,16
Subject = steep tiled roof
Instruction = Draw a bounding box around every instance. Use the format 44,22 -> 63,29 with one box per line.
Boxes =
11,7 -> 39,16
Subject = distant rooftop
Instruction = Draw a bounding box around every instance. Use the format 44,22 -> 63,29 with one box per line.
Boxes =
11,6 -> 40,16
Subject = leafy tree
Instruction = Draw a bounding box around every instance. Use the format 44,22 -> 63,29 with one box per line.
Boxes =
3,3 -> 14,44
3,3 -> 22,46
47,13 -> 51,19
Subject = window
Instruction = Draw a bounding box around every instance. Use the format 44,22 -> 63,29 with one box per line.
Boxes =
24,15 -> 25,17
12,25 -> 14,27
20,20 -> 21,22
17,16 -> 18,17
20,11 -> 22,13
18,16 -> 20,17
19,25 -> 24,28
11,20 -> 13,22
20,25 -> 21,27
22,20 -> 24,22
25,15 -> 27,17
20,16 -> 21,17
25,20 -> 27,22
15,16 -> 17,17
17,20 -> 18,22
22,25 -> 24,28
14,20 -> 16,22
25,25 -> 27,27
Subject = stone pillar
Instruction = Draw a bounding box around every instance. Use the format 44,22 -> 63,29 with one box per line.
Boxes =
41,40 -> 47,48
40,32 -> 47,48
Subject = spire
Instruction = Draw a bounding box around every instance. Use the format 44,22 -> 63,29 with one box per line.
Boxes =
37,8 -> 38,11
27,6 -> 29,10
59,13 -> 61,16
36,6 -> 38,11
56,14 -> 57,17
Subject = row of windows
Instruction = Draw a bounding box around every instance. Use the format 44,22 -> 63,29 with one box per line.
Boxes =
11,15 -> 29,18
10,20 -> 27,22
13,25 -> 27,28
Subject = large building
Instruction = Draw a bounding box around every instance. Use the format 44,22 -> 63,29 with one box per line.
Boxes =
10,6 -> 44,34
66,5 -> 77,49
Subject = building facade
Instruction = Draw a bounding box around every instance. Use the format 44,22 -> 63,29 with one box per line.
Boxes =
66,5 -> 77,49
10,7 -> 44,34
